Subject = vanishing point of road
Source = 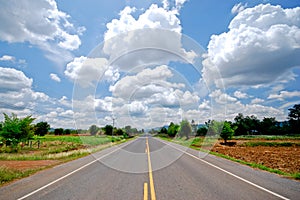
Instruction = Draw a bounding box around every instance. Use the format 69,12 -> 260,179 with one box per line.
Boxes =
0,136 -> 299,200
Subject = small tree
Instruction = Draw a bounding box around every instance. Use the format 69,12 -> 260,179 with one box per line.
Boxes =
196,126 -> 208,136
64,129 -> 71,135
125,125 -> 132,135
159,127 -> 168,135
208,120 -> 223,136
35,121 -> 50,136
103,125 -> 113,135
220,121 -> 234,144
115,128 -> 124,136
167,122 -> 179,137
54,128 -> 64,135
179,119 -> 192,139
89,125 -> 99,136
0,113 -> 35,146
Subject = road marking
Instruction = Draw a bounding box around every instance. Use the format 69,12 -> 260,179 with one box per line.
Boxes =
17,139 -> 137,200
144,182 -> 148,200
156,138 -> 290,200
146,137 -> 156,200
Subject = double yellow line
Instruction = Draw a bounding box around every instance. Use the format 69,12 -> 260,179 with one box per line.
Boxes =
144,137 -> 156,200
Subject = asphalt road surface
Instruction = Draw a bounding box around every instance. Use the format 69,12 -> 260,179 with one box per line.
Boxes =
1,136 -> 299,200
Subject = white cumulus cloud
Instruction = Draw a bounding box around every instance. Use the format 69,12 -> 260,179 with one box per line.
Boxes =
103,4 -> 196,70
64,56 -> 120,87
210,89 -> 237,104
0,55 -> 15,62
0,0 -> 85,63
251,98 -> 264,104
202,4 -> 300,88
0,67 -> 49,116
268,90 -> 300,101
234,91 -> 248,99
49,73 -> 61,82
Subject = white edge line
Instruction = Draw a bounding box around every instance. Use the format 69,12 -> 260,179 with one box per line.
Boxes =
156,138 -> 290,200
18,139 -> 137,200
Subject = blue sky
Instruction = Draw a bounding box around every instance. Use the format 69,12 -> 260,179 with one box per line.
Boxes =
0,0 -> 299,129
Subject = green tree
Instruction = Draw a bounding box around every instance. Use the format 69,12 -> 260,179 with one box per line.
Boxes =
245,115 -> 260,134
167,122 -> 179,137
89,125 -> 99,136
208,120 -> 223,135
234,114 -> 259,135
103,125 -> 113,135
220,121 -> 234,144
54,128 -> 64,135
234,113 -> 247,136
196,126 -> 208,136
0,113 -> 35,146
260,117 -> 277,135
179,119 -> 192,139
288,104 -> 300,134
125,125 -> 132,135
34,121 -> 50,136
114,128 -> 124,136
159,127 -> 168,135
64,129 -> 71,135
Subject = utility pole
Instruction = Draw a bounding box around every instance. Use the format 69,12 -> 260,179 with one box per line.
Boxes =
112,117 -> 115,128
112,117 -> 116,136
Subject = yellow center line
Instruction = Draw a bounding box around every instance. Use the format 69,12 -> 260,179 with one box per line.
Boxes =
143,182 -> 148,200
146,137 -> 156,200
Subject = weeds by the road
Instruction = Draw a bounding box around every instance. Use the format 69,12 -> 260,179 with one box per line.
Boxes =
0,166 -> 37,185
0,135 -> 125,160
0,135 -> 131,186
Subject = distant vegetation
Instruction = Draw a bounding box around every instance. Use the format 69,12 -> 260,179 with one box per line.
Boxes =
0,113 -> 139,152
0,103 -> 299,149
157,104 -> 300,144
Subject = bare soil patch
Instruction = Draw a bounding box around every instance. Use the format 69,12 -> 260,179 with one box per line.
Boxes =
211,140 -> 300,174
0,160 -> 60,171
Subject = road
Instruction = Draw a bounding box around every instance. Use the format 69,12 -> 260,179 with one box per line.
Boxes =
0,136 -> 299,200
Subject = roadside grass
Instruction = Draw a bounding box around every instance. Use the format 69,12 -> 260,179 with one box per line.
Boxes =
0,135 -> 131,186
0,166 -> 38,186
0,135 -> 126,161
35,135 -> 118,145
157,135 -> 300,180
161,136 -> 218,148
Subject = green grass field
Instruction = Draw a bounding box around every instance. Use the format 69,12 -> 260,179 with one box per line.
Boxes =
0,134 -> 130,186
0,135 -> 126,160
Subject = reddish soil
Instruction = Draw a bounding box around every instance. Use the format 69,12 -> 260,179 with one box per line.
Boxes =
211,140 -> 300,174
0,160 -> 60,171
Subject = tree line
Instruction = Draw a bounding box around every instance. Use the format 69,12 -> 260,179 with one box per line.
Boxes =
88,124 -> 141,138
1,104 -> 299,146
0,113 -> 139,147
159,104 -> 300,143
